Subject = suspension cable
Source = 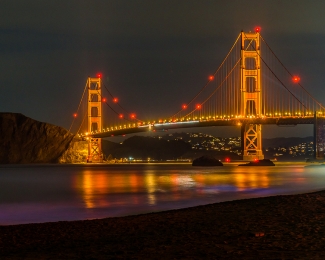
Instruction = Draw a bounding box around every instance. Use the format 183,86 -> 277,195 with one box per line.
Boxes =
182,59 -> 241,118
243,32 -> 308,110
260,35 -> 325,110
68,81 -> 88,133
169,33 -> 242,119
100,82 -> 143,122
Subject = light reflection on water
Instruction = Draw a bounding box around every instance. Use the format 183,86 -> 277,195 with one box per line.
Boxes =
0,163 -> 325,225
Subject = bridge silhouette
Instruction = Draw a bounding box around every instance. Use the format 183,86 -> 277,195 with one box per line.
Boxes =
69,29 -> 325,163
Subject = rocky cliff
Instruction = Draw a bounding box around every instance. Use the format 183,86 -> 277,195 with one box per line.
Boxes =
0,113 -> 76,163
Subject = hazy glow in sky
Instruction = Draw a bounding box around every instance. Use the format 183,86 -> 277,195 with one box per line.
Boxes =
0,0 -> 324,138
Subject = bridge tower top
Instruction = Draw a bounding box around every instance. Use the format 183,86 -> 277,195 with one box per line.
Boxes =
240,30 -> 261,116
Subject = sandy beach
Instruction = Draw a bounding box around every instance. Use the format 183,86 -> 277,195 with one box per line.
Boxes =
1,190 -> 325,259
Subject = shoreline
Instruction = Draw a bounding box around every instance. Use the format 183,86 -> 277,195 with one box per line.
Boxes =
2,190 -> 325,259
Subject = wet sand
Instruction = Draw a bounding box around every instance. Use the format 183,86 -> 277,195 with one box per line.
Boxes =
1,190 -> 325,259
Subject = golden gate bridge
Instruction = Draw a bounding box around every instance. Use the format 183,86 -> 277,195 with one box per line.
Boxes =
69,28 -> 325,163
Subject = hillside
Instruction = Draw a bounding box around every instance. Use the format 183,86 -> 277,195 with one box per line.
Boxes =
0,113 -> 75,163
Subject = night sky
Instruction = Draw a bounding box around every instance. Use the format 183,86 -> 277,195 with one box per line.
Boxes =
1,0 -> 325,138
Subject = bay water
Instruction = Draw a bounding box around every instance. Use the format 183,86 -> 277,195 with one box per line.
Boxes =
1,163 -> 325,225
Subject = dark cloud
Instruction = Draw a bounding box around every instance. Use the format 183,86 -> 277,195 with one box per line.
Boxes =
0,0 -> 324,137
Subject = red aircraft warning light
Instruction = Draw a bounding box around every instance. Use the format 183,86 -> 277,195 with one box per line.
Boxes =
113,97 -> 118,103
130,114 -> 136,119
119,114 -> 124,119
209,75 -> 214,81
225,158 -> 230,163
196,104 -> 202,109
255,26 -> 261,33
292,75 -> 300,83
73,113 -> 77,118
182,104 -> 187,109
96,73 -> 102,78
102,97 -> 107,102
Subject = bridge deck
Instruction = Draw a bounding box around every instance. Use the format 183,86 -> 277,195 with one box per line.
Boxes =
84,116 -> 317,138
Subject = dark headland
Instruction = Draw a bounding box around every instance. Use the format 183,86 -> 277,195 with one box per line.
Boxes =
1,190 -> 325,259
0,113 -> 75,163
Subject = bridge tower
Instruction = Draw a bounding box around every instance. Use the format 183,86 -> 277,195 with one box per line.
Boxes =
240,31 -> 264,160
87,76 -> 103,163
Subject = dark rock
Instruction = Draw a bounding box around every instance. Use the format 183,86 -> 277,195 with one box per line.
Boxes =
0,113 -> 75,163
192,156 -> 223,166
238,159 -> 275,166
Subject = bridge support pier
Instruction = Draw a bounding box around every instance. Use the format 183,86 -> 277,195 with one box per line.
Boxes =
241,123 -> 264,161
